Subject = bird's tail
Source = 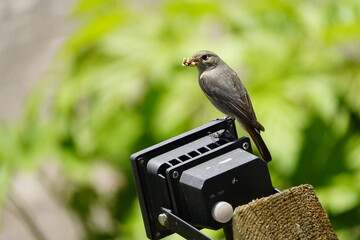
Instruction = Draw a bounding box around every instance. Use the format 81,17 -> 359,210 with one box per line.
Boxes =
242,122 -> 272,162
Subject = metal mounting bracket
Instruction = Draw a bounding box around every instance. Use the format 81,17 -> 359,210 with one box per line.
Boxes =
159,208 -> 213,240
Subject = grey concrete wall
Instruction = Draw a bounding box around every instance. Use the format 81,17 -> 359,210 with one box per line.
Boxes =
0,0 -> 75,121
0,1 -> 81,240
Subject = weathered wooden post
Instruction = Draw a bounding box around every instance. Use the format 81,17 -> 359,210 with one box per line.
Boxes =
232,184 -> 338,240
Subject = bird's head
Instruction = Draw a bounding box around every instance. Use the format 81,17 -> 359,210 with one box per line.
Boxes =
182,50 -> 220,73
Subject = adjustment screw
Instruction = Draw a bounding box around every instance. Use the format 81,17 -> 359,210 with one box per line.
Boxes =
242,142 -> 249,150
172,171 -> 179,179
158,213 -> 168,226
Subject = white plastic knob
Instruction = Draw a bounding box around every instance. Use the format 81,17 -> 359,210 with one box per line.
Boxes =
211,201 -> 233,223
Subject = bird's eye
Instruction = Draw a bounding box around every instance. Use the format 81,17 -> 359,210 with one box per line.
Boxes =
202,55 -> 209,61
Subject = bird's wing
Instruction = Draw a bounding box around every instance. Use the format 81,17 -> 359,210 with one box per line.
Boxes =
200,70 -> 265,131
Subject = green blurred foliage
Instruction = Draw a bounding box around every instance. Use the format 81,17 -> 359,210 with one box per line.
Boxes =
1,0 -> 360,239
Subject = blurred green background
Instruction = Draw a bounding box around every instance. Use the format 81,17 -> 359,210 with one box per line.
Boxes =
1,0 -> 360,239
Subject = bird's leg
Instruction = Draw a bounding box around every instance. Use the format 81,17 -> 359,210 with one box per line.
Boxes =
210,117 -> 237,141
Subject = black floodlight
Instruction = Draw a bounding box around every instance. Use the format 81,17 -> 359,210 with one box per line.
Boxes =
130,117 -> 276,240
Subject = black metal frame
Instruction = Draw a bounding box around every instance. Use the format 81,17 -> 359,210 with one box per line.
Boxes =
130,117 -> 275,240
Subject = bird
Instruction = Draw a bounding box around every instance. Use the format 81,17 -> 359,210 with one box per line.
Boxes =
182,50 -> 272,162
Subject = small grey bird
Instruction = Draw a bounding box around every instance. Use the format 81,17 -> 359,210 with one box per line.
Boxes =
182,50 -> 271,162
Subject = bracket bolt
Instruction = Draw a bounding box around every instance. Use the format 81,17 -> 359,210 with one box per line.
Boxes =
158,213 -> 168,226
242,142 -> 249,150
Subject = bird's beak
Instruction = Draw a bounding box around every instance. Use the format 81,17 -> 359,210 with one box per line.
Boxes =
182,58 -> 198,67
